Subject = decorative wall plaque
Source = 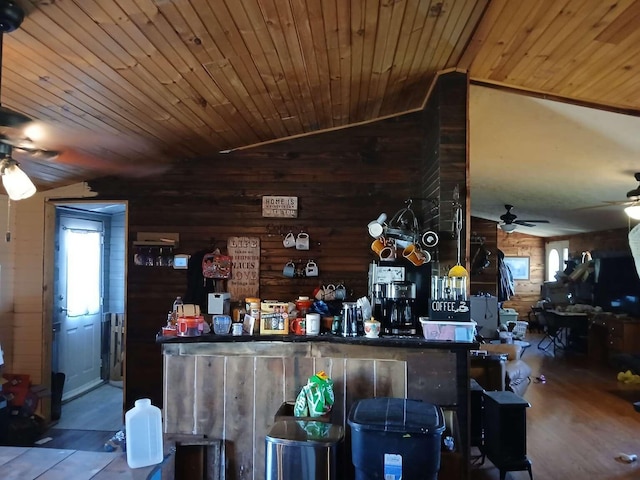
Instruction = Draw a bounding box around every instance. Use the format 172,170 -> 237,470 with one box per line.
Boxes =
262,196 -> 298,218
227,237 -> 260,301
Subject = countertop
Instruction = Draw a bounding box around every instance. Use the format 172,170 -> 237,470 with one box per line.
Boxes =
156,331 -> 478,351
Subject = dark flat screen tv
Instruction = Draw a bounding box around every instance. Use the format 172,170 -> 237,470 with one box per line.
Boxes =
593,256 -> 640,317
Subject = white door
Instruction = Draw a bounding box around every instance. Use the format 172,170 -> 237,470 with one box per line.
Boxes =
56,216 -> 104,401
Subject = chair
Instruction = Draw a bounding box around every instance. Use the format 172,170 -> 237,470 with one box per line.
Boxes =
535,306 -> 563,354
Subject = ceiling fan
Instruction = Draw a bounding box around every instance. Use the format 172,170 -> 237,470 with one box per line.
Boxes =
499,204 -> 550,233
0,0 -> 60,200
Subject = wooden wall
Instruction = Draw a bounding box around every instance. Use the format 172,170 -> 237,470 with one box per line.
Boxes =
89,72 -> 470,409
550,227 -> 631,257
498,230 -> 545,318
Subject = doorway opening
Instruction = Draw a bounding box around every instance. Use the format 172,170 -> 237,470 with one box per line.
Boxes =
49,201 -> 126,433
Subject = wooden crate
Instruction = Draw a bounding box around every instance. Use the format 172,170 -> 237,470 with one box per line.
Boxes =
110,314 -> 125,381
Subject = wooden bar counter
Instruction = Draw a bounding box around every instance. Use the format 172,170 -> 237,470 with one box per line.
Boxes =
158,334 -> 476,480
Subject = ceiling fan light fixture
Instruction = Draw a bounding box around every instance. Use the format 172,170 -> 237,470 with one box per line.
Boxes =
625,204 -> 640,220
1,157 -> 36,200
499,223 -> 517,233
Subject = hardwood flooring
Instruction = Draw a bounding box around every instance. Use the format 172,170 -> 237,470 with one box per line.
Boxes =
471,333 -> 640,480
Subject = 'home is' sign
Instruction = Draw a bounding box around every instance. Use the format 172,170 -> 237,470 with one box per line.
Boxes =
262,196 -> 298,218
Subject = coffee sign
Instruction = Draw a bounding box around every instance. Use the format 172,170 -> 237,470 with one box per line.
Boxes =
262,196 -> 298,218
429,300 -> 471,321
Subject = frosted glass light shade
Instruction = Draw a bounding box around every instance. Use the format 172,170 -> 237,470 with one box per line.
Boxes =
499,223 -> 517,233
1,161 -> 36,200
625,204 -> 640,220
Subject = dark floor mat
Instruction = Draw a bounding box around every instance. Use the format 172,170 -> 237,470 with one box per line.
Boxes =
36,429 -> 115,452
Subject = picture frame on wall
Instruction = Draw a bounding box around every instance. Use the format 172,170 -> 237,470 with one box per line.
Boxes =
504,256 -> 530,280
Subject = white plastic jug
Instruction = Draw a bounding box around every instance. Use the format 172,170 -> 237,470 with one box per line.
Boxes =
125,398 -> 163,469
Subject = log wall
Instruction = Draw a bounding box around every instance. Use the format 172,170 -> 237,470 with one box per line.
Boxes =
88,72 -> 470,409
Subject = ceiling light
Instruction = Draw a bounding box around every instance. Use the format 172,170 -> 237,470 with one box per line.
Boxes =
499,223 -> 517,233
625,204 -> 640,220
1,157 -> 36,200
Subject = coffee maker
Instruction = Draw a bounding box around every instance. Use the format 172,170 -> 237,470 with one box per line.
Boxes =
385,281 -> 417,335
369,261 -> 430,336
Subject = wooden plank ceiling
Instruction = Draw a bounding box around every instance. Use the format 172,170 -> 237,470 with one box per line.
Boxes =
0,0 -> 638,191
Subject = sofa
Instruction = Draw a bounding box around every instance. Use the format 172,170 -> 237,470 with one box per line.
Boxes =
470,343 -> 532,397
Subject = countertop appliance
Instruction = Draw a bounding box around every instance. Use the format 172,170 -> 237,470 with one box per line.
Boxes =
368,261 -> 430,336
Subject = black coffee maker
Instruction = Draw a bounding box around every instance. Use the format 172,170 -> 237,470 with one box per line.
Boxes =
383,281 -> 417,335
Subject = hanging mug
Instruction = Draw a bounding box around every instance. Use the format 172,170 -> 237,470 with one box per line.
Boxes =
371,237 -> 386,255
403,244 -> 426,266
296,232 -> 310,250
305,260 -> 319,277
323,284 -> 336,301
421,230 -> 439,248
334,284 -> 347,301
283,261 -> 296,278
379,245 -> 396,261
283,232 -> 296,248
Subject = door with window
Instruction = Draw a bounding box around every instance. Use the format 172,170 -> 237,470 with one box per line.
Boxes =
55,216 -> 104,400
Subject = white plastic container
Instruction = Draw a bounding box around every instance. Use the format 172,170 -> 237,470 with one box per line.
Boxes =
419,318 -> 477,342
125,398 -> 163,469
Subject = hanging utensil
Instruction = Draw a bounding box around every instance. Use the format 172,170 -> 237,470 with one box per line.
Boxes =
448,188 -> 468,278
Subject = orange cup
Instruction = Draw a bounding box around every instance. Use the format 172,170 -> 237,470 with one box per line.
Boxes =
371,237 -> 386,255
403,244 -> 426,266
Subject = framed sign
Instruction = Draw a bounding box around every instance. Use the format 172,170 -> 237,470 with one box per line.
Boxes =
262,196 -> 298,218
504,256 -> 530,280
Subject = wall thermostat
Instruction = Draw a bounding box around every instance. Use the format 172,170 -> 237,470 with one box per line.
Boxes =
173,254 -> 190,269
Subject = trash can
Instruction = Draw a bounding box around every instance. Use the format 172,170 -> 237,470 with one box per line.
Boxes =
348,397 -> 445,480
265,419 -> 344,480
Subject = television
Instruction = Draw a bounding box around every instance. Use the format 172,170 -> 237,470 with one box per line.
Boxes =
593,256 -> 640,317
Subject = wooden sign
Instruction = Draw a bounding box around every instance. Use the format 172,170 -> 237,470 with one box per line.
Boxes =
262,196 -> 298,218
428,300 -> 471,321
227,237 -> 260,301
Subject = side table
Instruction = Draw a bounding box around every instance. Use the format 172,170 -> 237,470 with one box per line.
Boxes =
481,390 -> 533,480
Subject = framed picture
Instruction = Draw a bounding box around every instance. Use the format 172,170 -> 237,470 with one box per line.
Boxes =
504,256 -> 530,280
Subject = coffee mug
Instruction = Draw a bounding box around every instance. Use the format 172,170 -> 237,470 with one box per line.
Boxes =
296,232 -> 310,250
283,232 -> 296,248
403,244 -> 426,266
371,237 -> 386,255
379,245 -> 396,261
283,261 -> 296,277
334,284 -> 347,301
306,313 -> 320,336
305,260 -> 319,277
421,230 -> 439,248
291,317 -> 306,335
367,213 -> 387,238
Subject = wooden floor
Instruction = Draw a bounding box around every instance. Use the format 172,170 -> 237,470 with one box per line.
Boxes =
471,333 -> 640,480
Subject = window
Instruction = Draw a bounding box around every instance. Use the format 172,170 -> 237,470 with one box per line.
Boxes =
66,229 -> 102,317
546,241 -> 569,282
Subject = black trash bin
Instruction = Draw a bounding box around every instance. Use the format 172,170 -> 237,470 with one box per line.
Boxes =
348,397 -> 445,480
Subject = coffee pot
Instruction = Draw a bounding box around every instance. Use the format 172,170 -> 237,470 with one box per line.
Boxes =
383,281 -> 417,335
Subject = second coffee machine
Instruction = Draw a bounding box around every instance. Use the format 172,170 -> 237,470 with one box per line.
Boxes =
384,280 -> 417,335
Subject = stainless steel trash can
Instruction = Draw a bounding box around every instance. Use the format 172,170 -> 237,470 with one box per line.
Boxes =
265,420 -> 344,480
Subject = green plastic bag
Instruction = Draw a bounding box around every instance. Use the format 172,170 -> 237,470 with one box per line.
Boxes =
293,371 -> 334,418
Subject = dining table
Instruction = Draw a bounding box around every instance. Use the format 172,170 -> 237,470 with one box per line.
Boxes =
542,310 -> 590,355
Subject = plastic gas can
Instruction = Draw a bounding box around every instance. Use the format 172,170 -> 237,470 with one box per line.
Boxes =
125,398 -> 163,468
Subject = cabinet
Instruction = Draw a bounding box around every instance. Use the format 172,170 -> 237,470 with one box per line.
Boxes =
607,317 -> 640,355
